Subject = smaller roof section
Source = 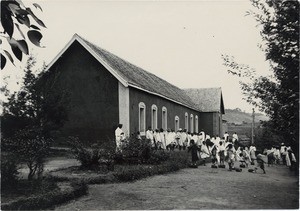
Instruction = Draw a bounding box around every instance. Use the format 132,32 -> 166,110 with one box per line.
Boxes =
184,88 -> 225,114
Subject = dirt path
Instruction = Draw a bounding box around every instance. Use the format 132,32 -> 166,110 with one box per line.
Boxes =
56,164 -> 298,210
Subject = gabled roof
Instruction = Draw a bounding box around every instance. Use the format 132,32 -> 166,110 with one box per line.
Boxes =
44,34 -> 199,111
184,88 -> 225,114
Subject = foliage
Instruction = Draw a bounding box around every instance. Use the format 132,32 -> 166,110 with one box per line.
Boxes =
120,136 -> 151,164
1,153 -> 20,187
68,137 -> 115,171
2,54 -> 69,139
254,122 -> 284,151
222,0 -> 299,153
113,151 -> 189,182
2,128 -> 52,180
1,180 -> 88,210
1,0 -> 46,69
116,135 -> 171,165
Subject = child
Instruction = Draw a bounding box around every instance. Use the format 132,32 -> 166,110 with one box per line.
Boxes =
226,143 -> 235,171
256,153 -> 267,174
210,144 -> 219,168
286,149 -> 297,171
188,139 -> 200,167
218,141 -> 226,167
200,141 -> 210,166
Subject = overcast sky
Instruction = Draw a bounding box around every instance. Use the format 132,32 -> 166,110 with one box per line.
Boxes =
2,0 -> 272,113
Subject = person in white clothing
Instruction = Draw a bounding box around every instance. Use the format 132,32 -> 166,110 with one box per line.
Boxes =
181,129 -> 188,150
159,128 -> 166,150
199,130 -> 205,145
154,129 -> 161,149
192,133 -> 198,146
224,132 -> 229,142
200,141 -> 210,166
146,127 -> 154,147
215,135 -> 221,147
115,124 -> 124,151
232,132 -> 239,149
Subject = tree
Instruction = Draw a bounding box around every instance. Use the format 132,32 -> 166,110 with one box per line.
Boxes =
222,0 -> 299,154
1,55 -> 70,180
1,0 -> 46,69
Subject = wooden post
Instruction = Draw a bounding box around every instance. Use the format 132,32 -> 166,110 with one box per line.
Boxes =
251,108 -> 255,145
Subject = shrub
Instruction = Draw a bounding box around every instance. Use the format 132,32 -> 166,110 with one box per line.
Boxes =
147,150 -> 170,164
120,136 -> 150,163
68,137 -> 115,171
1,180 -> 88,210
1,128 -> 52,180
1,153 -> 19,188
113,151 -> 190,182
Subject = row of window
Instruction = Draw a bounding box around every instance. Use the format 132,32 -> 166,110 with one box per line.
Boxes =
138,102 -> 198,135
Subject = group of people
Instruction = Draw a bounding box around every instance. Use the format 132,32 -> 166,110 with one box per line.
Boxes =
263,144 -> 297,171
115,124 -> 297,174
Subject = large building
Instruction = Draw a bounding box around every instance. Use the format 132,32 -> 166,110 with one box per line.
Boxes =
40,34 -> 225,143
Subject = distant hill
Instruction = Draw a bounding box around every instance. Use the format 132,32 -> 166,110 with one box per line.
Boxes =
223,108 -> 269,124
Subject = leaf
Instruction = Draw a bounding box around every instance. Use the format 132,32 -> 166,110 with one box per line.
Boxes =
15,0 -> 26,8
8,3 -> 21,15
11,43 -> 23,61
16,14 -> 30,27
1,54 -> 7,69
27,30 -> 44,47
26,8 -> 46,28
30,24 -> 40,30
1,7 -> 14,38
3,50 -> 14,66
7,38 -> 29,60
15,23 -> 25,39
33,3 -> 43,11
16,39 -> 29,54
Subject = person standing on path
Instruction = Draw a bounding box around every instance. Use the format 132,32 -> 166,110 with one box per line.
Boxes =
200,141 -> 210,166
232,132 -> 239,149
188,139 -> 200,167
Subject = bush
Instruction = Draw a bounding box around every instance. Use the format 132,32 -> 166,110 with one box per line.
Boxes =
1,180 -> 88,210
1,128 -> 52,180
147,150 -> 170,164
120,136 -> 150,163
1,154 -> 19,188
117,136 -> 171,165
68,137 -> 115,171
113,151 -> 189,182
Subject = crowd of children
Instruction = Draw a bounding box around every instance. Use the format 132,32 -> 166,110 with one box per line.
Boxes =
116,125 -> 297,174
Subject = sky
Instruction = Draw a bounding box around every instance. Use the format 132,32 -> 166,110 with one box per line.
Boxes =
1,0 -> 272,113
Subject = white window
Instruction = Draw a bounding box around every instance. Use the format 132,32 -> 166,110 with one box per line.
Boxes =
175,116 -> 180,132
185,112 -> 188,131
162,106 -> 167,130
139,102 -> 146,135
195,115 -> 199,133
190,114 -> 194,133
151,104 -> 158,130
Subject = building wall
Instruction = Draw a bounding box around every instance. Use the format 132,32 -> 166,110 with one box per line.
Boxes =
128,87 -> 200,136
44,41 -> 119,143
198,113 -> 214,136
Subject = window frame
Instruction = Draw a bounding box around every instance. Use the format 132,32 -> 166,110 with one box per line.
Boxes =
175,116 -> 180,132
139,102 -> 146,135
190,114 -> 194,133
151,104 -> 158,130
162,106 -> 167,130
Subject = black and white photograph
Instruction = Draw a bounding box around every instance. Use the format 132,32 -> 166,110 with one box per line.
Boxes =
1,0 -> 299,210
